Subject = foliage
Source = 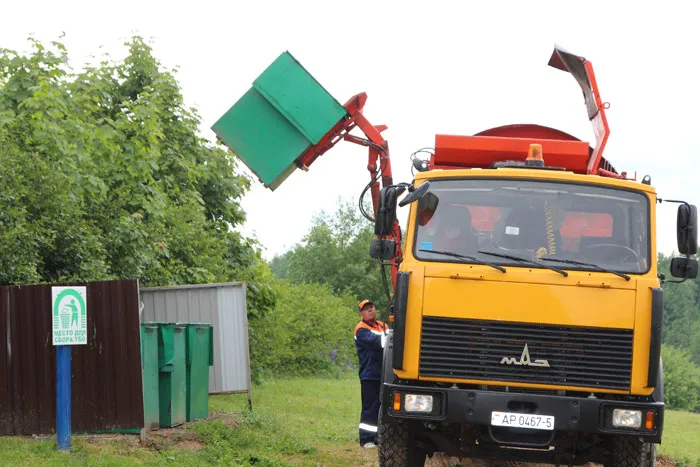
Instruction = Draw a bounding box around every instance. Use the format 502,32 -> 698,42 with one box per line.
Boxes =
271,199 -> 390,316
248,278 -> 359,381
0,36 -> 275,318
269,252 -> 291,280
662,344 -> 700,412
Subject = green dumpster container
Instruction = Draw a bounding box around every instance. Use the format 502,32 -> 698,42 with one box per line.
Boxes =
157,323 -> 187,427
212,51 -> 347,191
184,323 -> 214,421
141,323 -> 160,430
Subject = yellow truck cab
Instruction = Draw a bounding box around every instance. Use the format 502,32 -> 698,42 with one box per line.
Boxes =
377,160 -> 699,466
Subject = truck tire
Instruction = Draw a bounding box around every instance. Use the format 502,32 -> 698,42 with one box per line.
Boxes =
606,438 -> 656,467
377,411 -> 426,467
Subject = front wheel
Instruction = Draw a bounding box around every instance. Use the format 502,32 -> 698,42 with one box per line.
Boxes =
605,437 -> 656,467
377,411 -> 426,467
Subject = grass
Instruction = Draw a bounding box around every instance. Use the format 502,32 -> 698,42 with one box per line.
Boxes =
0,374 -> 377,467
658,410 -> 700,466
199,374 -> 375,466
0,376 -> 698,466
0,435 -> 173,466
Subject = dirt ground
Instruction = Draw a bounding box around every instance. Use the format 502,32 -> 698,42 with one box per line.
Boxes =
352,449 -> 676,467
78,426 -> 205,453
426,455 -> 676,467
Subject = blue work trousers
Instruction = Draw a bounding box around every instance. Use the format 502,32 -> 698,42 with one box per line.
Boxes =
359,379 -> 380,445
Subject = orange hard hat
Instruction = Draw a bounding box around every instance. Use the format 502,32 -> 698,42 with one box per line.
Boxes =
358,299 -> 374,311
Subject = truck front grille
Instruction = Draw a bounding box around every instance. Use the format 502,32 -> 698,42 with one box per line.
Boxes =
419,317 -> 633,391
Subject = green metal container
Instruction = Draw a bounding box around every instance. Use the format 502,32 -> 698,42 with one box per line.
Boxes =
184,323 -> 214,421
141,324 -> 160,430
157,323 -> 187,427
212,51 -> 347,190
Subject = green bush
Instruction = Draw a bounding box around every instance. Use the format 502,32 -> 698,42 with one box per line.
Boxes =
662,344 -> 700,412
248,278 -> 360,381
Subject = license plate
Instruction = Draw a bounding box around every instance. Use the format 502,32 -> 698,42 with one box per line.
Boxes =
491,411 -> 555,430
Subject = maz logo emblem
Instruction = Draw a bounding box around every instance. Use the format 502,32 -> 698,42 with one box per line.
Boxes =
500,344 -> 550,368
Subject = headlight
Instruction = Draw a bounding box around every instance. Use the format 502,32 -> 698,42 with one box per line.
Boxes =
612,409 -> 642,428
404,394 -> 433,413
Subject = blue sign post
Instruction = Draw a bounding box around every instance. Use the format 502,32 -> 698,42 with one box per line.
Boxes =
56,345 -> 71,450
52,286 -> 87,452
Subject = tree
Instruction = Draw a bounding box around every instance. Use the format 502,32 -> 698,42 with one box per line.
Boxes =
269,251 -> 292,279
0,36 -> 266,291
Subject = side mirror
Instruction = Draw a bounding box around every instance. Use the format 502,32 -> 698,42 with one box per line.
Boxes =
375,186 -> 400,237
399,181 -> 431,208
677,204 -> 698,255
670,256 -> 698,279
370,239 -> 397,260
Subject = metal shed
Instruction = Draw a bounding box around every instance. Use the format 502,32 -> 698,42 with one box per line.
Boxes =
139,282 -> 252,408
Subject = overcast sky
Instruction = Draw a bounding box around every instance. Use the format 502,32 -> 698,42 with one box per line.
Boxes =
3,1 -> 698,260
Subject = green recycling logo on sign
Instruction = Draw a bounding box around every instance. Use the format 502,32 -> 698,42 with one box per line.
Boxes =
52,286 -> 87,346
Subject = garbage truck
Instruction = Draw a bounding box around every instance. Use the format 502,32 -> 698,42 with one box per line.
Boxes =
212,46 -> 698,467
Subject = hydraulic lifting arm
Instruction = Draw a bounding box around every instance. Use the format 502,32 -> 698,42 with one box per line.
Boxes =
295,92 -> 404,287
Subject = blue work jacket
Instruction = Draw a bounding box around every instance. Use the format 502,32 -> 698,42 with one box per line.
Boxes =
354,319 -> 388,381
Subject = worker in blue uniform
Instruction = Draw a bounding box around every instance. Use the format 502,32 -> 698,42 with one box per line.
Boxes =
354,299 -> 388,449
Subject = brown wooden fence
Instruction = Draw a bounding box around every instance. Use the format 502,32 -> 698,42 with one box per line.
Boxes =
0,280 -> 144,435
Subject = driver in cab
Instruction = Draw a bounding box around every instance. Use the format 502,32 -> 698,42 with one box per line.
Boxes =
418,203 -> 477,257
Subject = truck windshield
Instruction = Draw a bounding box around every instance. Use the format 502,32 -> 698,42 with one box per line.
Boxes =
413,179 -> 650,274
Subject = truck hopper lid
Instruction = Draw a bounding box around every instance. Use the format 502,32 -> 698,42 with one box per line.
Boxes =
431,46 -> 622,178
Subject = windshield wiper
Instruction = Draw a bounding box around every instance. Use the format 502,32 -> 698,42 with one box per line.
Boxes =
477,250 -> 568,277
419,249 -> 506,273
540,258 -> 631,281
